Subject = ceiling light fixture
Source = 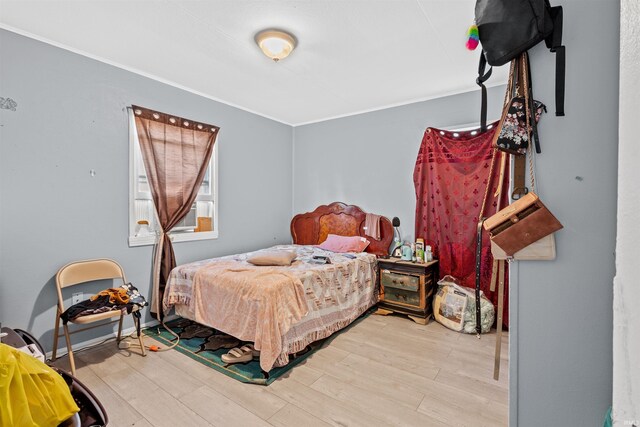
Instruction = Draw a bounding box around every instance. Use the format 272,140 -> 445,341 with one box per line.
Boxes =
255,29 -> 297,62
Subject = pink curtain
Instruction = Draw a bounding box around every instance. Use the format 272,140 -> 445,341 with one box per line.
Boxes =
133,105 -> 219,318
414,125 -> 510,326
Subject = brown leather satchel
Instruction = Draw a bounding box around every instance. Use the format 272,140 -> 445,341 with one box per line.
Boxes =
483,192 -> 562,257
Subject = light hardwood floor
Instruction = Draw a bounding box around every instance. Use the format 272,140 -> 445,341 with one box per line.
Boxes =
52,314 -> 508,427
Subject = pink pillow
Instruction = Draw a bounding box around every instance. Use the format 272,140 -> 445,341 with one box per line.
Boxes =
317,234 -> 370,253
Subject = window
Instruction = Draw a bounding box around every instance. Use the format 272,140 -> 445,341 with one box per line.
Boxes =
128,108 -> 218,247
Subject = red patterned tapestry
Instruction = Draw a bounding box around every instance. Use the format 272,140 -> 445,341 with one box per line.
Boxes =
413,125 -> 510,327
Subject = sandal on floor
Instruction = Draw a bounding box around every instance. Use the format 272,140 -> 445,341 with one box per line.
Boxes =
221,344 -> 259,364
243,343 -> 260,357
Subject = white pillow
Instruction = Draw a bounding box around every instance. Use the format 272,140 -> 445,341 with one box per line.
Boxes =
247,250 -> 297,266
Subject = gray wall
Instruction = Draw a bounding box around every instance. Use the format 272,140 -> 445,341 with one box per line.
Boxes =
294,1 -> 619,425
293,85 -> 506,239
0,30 -> 293,351
515,1 -> 618,425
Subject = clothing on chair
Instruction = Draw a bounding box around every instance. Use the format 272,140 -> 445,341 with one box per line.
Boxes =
60,296 -> 131,324
90,288 -> 130,305
60,283 -> 148,324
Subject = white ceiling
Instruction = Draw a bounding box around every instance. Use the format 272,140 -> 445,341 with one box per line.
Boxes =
0,0 -> 507,126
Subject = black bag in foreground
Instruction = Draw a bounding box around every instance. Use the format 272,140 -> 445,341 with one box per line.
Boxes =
475,0 -> 565,117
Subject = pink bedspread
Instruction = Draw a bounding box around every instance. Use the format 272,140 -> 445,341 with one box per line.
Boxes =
192,262 -> 308,371
163,245 -> 378,372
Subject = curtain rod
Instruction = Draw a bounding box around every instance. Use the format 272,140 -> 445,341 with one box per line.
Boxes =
129,105 -> 219,133
442,119 -> 499,131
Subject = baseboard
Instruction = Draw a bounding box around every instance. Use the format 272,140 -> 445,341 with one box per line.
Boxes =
46,314 -> 178,359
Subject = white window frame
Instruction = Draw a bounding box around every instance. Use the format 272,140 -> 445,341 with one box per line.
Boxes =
127,108 -> 219,247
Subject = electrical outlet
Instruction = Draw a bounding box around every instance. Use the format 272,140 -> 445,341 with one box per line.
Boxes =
72,292 -> 84,305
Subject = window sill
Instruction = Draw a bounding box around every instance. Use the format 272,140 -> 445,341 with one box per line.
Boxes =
128,230 -> 219,247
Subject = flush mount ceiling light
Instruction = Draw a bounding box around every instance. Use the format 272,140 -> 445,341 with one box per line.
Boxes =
255,29 -> 297,62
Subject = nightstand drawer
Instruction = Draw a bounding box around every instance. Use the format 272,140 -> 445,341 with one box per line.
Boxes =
384,288 -> 421,307
381,271 -> 420,292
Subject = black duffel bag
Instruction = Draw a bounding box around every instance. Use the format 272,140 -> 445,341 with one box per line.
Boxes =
475,0 -> 565,119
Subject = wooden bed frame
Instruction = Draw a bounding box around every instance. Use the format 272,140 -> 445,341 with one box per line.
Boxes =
290,202 -> 393,257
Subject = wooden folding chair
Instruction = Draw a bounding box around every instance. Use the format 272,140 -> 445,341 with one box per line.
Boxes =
51,258 -> 145,375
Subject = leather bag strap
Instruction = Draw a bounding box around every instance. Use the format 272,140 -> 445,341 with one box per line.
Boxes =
477,52 -> 493,131
490,260 -> 499,292
512,155 -> 528,200
475,146 -> 500,336
493,259 -> 506,380
523,52 -> 542,154
490,159 -> 507,378
475,220 -> 484,336
545,5 -> 565,116
553,45 -> 566,117
512,56 -> 530,200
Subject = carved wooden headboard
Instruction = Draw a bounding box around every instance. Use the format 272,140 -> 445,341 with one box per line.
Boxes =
290,202 -> 393,257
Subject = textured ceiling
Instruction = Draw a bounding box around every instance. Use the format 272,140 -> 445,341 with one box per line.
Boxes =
0,0 -> 507,125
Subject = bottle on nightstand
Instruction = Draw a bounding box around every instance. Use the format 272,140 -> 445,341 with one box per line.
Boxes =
416,238 -> 425,263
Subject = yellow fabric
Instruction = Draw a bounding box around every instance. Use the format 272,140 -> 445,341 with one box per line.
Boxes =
0,344 -> 79,426
90,287 -> 130,304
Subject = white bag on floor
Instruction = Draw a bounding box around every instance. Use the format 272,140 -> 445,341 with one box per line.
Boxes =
433,275 -> 495,334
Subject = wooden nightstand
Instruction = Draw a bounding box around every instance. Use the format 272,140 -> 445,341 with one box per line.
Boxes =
376,258 -> 439,325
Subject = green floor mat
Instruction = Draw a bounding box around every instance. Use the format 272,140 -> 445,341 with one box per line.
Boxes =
144,310 -> 371,385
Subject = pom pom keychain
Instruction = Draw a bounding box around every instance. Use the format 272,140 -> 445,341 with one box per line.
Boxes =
466,24 -> 479,50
